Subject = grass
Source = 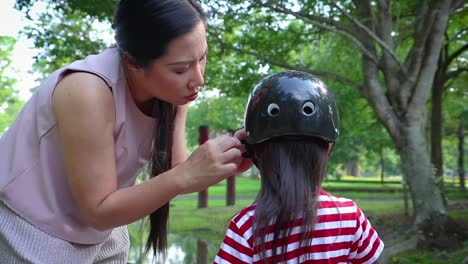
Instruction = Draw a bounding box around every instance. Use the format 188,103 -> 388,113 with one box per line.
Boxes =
169,200 -> 249,240
129,176 -> 468,263
388,246 -> 468,264
166,196 -> 468,263
168,198 -> 408,240
184,176 -> 467,200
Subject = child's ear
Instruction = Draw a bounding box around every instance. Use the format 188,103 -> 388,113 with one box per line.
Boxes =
326,143 -> 335,156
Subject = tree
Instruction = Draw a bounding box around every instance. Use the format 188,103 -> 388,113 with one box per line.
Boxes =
207,18 -> 397,178
0,36 -> 23,134
202,0 -> 466,242
15,0 -> 466,247
443,75 -> 468,192
13,1 -> 398,181
186,95 -> 245,150
429,7 -> 467,197
16,0 -> 109,78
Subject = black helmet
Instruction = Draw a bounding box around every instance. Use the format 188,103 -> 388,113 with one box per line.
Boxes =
244,70 -> 340,144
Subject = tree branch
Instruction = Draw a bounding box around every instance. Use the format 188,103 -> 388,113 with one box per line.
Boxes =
450,0 -> 465,12
403,1 -> 436,89
350,0 -> 401,142
331,0 -> 407,76
446,67 -> 468,80
408,0 -> 453,116
448,27 -> 468,41
228,45 -> 364,91
375,0 -> 404,109
447,43 -> 468,67
232,43 -> 402,144
361,70 -> 402,144
263,3 -> 381,66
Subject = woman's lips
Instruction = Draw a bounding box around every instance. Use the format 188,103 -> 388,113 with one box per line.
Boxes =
186,93 -> 198,101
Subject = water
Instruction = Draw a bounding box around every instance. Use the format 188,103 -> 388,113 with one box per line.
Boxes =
128,234 -> 218,264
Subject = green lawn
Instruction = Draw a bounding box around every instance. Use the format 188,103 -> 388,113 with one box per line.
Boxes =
128,176 -> 468,263
388,247 -> 468,264
188,176 -> 466,200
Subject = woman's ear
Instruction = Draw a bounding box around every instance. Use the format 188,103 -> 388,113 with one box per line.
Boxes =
123,52 -> 139,69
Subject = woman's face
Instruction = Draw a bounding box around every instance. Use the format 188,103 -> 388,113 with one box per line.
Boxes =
138,21 -> 207,105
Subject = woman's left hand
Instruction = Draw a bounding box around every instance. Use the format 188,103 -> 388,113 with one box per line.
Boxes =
233,128 -> 254,173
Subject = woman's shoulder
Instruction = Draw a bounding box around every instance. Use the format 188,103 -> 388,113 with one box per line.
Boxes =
52,72 -> 115,119
55,48 -> 121,88
56,72 -> 113,100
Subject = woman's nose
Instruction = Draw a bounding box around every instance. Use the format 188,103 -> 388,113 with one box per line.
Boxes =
189,63 -> 205,89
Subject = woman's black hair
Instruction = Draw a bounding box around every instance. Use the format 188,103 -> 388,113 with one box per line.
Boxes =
252,137 -> 329,263
112,0 -> 206,66
111,0 -> 207,257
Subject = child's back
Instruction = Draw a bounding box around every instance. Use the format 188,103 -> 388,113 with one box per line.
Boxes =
216,190 -> 381,263
214,71 -> 383,263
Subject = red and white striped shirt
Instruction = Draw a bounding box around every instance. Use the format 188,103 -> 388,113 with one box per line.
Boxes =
214,190 -> 383,264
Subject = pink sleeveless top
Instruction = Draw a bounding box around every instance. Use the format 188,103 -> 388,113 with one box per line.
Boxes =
0,48 -> 155,244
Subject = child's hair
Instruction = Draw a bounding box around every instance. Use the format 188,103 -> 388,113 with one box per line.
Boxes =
252,137 -> 329,263
243,70 -> 340,263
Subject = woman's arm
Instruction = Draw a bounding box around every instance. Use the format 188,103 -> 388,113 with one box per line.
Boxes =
171,104 -> 189,167
53,73 -> 244,230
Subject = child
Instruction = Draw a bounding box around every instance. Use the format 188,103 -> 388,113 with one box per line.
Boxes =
214,71 -> 384,263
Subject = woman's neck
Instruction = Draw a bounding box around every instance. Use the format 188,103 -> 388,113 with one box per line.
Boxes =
122,61 -> 155,116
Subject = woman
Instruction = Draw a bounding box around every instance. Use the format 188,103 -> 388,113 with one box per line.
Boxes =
0,0 -> 251,263
215,71 -> 383,263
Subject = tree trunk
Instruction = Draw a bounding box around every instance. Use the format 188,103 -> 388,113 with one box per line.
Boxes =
398,122 -> 446,225
226,129 -> 236,206
380,148 -> 385,183
346,159 -> 360,177
458,119 -> 466,192
198,126 -> 209,208
430,81 -> 443,179
430,56 -> 447,205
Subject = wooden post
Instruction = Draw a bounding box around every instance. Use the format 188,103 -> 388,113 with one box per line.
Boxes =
226,129 -> 236,206
227,176 -> 236,206
197,239 -> 208,264
198,126 -> 209,209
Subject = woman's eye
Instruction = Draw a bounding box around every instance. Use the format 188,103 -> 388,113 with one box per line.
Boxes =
174,68 -> 189,74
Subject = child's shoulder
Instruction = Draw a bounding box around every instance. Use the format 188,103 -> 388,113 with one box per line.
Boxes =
318,189 -> 358,208
317,189 -> 364,223
231,203 -> 257,224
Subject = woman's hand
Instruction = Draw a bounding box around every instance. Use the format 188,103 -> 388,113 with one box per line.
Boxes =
174,134 -> 247,194
233,128 -> 254,173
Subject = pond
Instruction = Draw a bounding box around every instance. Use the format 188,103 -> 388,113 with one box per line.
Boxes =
127,234 -> 219,264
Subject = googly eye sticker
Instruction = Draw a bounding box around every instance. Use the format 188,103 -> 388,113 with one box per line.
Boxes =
302,101 -> 315,116
267,103 -> 280,116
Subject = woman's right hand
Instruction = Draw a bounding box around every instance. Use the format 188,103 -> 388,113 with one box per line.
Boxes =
174,134 -> 245,194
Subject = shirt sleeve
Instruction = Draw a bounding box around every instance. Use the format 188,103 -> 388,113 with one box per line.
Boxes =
214,219 -> 253,264
348,206 -> 384,264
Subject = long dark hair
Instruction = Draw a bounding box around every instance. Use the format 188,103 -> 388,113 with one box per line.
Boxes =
111,0 -> 207,256
252,137 -> 329,263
